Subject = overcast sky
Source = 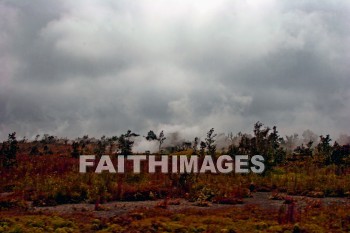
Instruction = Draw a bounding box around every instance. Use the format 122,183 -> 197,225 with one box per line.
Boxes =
0,0 -> 349,141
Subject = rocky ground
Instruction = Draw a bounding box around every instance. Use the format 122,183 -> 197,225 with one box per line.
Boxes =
28,192 -> 350,219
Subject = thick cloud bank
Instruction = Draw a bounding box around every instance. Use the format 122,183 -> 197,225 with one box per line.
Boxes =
0,0 -> 349,140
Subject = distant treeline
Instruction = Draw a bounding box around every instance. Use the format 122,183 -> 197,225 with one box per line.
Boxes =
1,122 -> 349,170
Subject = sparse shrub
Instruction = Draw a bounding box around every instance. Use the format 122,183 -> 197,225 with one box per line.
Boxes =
29,145 -> 39,156
71,142 -> 80,158
0,132 -> 18,167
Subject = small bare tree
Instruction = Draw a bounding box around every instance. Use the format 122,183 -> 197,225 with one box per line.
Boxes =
205,128 -> 217,157
158,130 -> 166,153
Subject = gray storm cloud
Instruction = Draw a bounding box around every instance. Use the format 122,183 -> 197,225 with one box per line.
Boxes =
0,0 -> 349,141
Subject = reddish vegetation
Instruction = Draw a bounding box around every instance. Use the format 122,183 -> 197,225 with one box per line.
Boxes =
0,126 -> 350,232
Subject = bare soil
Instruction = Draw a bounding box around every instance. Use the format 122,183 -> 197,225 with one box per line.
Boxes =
29,192 -> 350,219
